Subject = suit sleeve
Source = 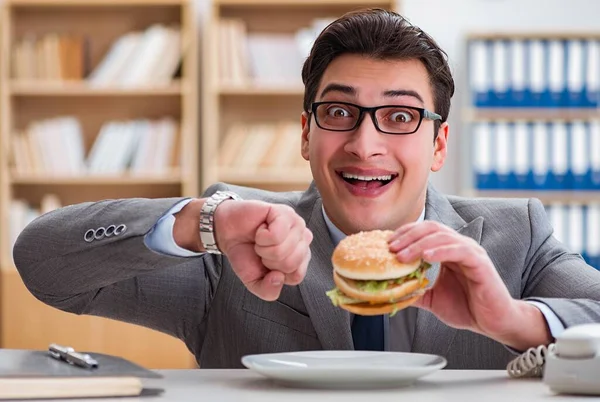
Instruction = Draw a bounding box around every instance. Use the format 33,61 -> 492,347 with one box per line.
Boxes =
12,187 -> 227,347
522,197 -> 600,327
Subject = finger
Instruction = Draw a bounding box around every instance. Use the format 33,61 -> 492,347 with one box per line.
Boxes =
283,229 -> 313,285
255,223 -> 304,268
421,244 -> 490,284
255,206 -> 299,247
283,246 -> 311,286
395,231 -> 458,263
246,270 -> 285,302
389,222 -> 420,243
389,221 -> 448,252
304,227 -> 314,244
263,236 -> 310,281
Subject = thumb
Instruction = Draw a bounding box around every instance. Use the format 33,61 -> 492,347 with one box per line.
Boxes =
246,270 -> 285,302
228,243 -> 284,301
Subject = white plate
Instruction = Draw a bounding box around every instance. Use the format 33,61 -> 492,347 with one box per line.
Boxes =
241,350 -> 447,389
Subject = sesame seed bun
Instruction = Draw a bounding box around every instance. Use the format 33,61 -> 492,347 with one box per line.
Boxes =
332,230 -> 422,280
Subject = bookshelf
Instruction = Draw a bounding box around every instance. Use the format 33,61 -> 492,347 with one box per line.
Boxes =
201,0 -> 398,192
462,32 -> 600,270
0,0 -> 198,368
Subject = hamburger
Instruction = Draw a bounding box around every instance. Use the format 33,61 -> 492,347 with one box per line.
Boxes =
326,230 -> 431,316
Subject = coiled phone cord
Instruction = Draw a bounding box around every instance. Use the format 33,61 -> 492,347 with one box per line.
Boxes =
506,343 -> 556,378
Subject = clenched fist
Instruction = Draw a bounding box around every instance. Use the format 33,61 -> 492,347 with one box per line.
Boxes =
214,200 -> 313,301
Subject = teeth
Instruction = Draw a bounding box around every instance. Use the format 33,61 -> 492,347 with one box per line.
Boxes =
341,172 -> 393,181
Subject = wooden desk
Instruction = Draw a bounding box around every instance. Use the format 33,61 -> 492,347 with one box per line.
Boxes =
62,369 -> 578,401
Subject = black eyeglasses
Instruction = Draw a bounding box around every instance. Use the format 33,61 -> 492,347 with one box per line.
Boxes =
310,101 -> 442,135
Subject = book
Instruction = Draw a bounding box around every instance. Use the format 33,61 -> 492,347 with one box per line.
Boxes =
0,348 -> 162,400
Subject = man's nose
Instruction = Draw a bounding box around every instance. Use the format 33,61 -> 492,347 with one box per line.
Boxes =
343,113 -> 387,160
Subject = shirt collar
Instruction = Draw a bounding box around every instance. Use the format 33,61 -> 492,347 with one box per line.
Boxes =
322,204 -> 426,247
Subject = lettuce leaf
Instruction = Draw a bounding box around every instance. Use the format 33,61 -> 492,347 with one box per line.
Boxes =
353,261 -> 431,292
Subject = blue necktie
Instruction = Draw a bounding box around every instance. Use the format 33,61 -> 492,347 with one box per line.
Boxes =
351,314 -> 384,351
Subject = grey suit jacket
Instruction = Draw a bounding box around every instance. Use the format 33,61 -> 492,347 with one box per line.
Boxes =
12,182 -> 600,369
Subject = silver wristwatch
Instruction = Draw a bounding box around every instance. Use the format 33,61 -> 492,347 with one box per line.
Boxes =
199,190 -> 242,254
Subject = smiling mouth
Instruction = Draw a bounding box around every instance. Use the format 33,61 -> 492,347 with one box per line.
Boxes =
337,171 -> 398,189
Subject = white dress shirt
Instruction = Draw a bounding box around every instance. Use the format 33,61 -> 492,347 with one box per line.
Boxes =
144,198 -> 565,348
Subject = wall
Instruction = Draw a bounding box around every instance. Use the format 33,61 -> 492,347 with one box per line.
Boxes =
401,0 -> 600,195
5,0 -> 597,196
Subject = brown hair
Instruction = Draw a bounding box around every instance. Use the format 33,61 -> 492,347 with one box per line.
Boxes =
301,8 -> 454,134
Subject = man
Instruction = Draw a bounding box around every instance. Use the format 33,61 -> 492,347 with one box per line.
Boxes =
13,9 -> 600,369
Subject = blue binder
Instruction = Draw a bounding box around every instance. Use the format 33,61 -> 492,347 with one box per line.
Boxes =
532,122 -> 550,190
470,39 -> 492,107
473,122 -> 495,189
566,39 -> 585,108
591,122 -> 600,189
495,122 -> 511,188
583,39 -> 599,108
548,122 -> 570,189
527,39 -> 547,107
510,40 -> 527,108
513,122 -> 530,189
581,205 -> 588,265
547,39 -> 566,108
570,121 -> 590,190
492,40 -> 510,107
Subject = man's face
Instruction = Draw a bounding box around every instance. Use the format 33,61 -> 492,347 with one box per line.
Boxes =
301,54 -> 449,234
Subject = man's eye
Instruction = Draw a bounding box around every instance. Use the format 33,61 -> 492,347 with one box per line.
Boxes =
327,107 -> 351,118
390,111 -> 413,123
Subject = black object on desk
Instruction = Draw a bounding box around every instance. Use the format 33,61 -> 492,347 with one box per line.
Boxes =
0,347 -> 163,400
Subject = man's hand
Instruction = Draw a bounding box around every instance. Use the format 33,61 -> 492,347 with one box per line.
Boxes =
214,200 -> 313,301
388,221 -> 552,351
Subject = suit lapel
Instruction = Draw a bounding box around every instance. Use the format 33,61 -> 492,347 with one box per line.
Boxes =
296,184 -> 354,350
411,184 -> 484,356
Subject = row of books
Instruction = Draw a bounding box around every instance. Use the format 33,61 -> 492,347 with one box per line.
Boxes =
12,34 -> 85,81
218,121 -> 309,172
8,195 -> 62,260
11,116 -> 180,176
545,203 -> 600,270
218,17 -> 332,87
12,24 -> 182,86
468,38 -> 600,108
472,120 -> 600,190
89,24 -> 181,87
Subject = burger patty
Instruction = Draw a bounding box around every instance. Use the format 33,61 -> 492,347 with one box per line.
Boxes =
350,261 -> 431,293
326,262 -> 431,306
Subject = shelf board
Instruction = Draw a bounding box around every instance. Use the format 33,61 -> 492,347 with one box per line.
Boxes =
218,84 -> 304,96
7,0 -> 186,6
11,172 -> 182,185
215,0 -> 393,6
218,168 -> 312,185
467,32 -> 600,41
464,108 -> 600,121
472,190 -> 600,204
10,81 -> 184,97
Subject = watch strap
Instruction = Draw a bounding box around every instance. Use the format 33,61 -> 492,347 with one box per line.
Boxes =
199,191 -> 242,254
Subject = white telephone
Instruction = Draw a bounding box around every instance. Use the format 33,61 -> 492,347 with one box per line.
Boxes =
506,323 -> 600,395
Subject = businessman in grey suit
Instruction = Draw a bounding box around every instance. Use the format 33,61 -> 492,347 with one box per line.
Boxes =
13,9 -> 600,370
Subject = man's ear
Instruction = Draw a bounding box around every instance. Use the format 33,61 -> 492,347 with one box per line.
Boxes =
431,122 -> 449,172
301,111 -> 310,161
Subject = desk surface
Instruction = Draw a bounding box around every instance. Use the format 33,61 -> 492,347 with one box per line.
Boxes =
65,369 -> 572,402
